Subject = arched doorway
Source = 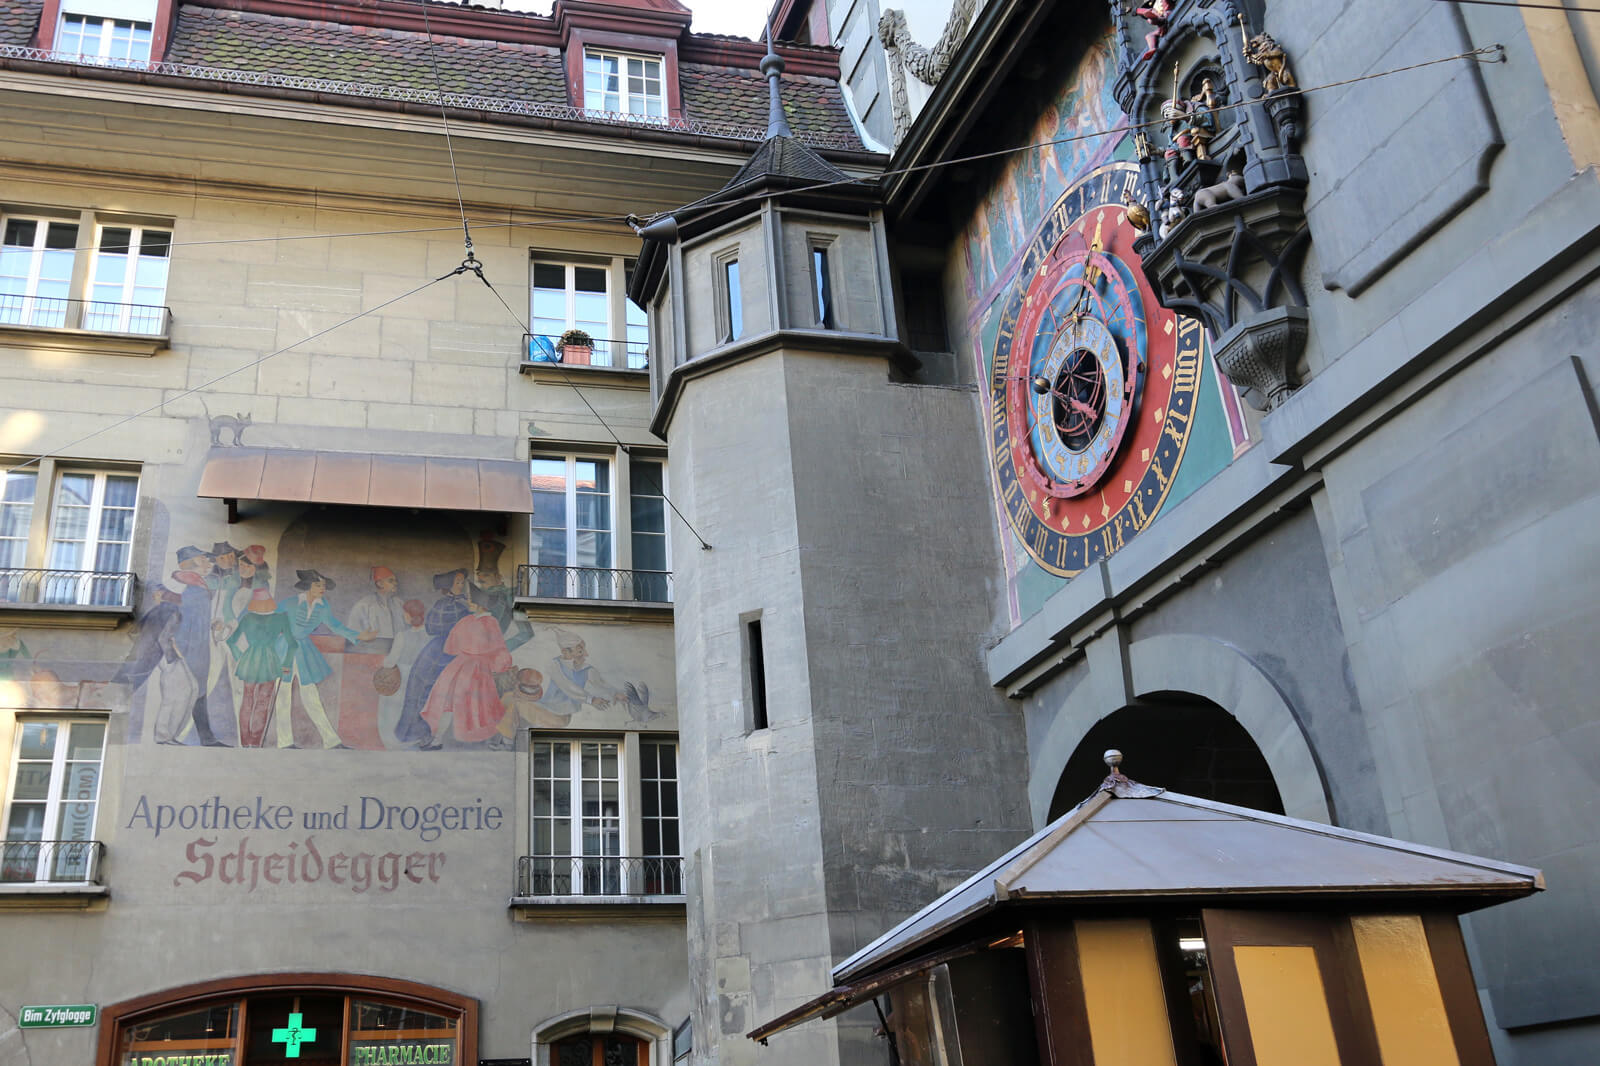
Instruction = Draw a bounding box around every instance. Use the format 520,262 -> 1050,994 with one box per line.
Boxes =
1048,694 -> 1285,820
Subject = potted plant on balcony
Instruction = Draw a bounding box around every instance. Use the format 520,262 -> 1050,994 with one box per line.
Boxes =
558,328 -> 593,365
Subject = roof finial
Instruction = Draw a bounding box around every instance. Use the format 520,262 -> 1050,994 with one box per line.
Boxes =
1096,748 -> 1164,799
1103,749 -> 1123,771
762,18 -> 793,139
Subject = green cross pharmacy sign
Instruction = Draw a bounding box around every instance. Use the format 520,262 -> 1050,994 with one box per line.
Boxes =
19,1004 -> 97,1028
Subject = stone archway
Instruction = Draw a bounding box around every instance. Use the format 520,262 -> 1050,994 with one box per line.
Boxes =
531,1006 -> 672,1066
1047,696 -> 1286,820
1029,633 -> 1332,826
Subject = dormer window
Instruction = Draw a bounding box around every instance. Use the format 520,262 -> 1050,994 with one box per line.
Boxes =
583,49 -> 665,118
54,1 -> 159,64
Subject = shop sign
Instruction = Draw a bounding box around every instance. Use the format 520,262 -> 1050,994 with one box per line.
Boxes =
19,1004 -> 97,1028
350,1041 -> 457,1064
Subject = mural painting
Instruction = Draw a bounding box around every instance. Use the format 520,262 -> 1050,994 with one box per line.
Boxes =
961,33 -> 1249,622
94,506 -> 674,752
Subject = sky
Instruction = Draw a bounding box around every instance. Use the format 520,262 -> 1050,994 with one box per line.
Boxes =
510,1 -> 767,39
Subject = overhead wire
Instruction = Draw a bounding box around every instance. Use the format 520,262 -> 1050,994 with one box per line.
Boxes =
3,275 -> 450,475
1435,0 -> 1600,11
3,39 -> 1506,490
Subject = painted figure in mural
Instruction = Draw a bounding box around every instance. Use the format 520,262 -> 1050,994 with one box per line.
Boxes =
227,587 -> 295,747
243,544 -> 272,589
469,536 -> 535,654
113,586 -> 182,739
204,540 -> 246,727
419,612 -> 513,749
394,569 -> 482,747
118,586 -> 195,745
541,628 -> 620,718
0,626 -> 32,681
170,545 -> 225,746
347,565 -> 405,652
376,598 -> 428,749
271,569 -> 374,749
1132,0 -> 1172,63
497,668 -> 571,735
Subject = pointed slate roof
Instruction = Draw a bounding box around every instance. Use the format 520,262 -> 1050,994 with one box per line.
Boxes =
832,760 -> 1544,984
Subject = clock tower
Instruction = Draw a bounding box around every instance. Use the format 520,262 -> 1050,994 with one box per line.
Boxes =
629,34 -> 1031,1066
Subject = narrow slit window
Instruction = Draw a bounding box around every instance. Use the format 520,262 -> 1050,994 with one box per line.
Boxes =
746,618 -> 768,732
724,260 -> 743,342
812,247 -> 834,328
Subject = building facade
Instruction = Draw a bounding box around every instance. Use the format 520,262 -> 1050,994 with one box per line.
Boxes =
5,0 -> 1600,1065
0,1 -> 876,1063
713,1 -> 1599,1064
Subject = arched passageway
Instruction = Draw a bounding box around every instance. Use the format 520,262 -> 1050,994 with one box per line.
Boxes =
1047,694 -> 1286,821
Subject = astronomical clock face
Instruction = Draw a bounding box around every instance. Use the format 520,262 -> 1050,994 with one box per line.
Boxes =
989,163 -> 1205,576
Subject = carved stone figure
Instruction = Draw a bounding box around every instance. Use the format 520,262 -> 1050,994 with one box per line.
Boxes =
1157,187 -> 1189,237
1162,97 -> 1214,167
878,0 -> 980,146
1244,32 -> 1296,93
1192,169 -> 1246,211
1130,1 -> 1173,63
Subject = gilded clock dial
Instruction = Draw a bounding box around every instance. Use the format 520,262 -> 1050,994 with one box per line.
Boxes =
989,162 -> 1206,577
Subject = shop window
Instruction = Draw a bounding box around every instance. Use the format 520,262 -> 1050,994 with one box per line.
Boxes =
1,717 -> 106,884
99,976 -> 475,1066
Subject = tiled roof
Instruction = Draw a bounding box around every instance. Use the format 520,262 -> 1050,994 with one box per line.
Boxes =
165,7 -> 566,102
0,0 -> 41,48
149,6 -> 864,150
680,62 -> 858,147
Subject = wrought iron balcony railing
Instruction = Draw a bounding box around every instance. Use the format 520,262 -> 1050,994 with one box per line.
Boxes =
0,839 -> 106,885
515,855 -> 684,899
515,565 -> 672,604
0,294 -> 172,337
0,568 -> 137,610
523,333 -> 649,371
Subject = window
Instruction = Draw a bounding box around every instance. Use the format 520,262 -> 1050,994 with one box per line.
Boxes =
745,617 -> 769,732
85,224 -> 171,333
0,465 -> 138,609
529,259 -> 648,369
583,49 -> 665,118
723,259 -> 743,342
57,13 -> 153,64
0,471 -> 34,570
640,738 -> 680,892
525,736 -> 680,898
530,454 -> 613,598
102,978 -> 474,1066
812,246 -> 835,328
553,1033 -> 650,1066
0,218 -> 78,328
629,459 -> 670,603
0,214 -> 171,336
2,718 -> 106,883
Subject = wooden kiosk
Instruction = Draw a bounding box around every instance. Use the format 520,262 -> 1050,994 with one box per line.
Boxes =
749,752 -> 1543,1066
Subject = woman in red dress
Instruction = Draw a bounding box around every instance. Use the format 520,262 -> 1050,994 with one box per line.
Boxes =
419,612 -> 512,747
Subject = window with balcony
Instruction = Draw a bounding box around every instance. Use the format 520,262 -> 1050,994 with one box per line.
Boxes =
583,49 -> 666,119
519,736 -> 681,901
0,465 -> 138,611
0,212 -> 171,341
2,717 -> 106,885
526,258 -> 648,370
523,452 -> 671,604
